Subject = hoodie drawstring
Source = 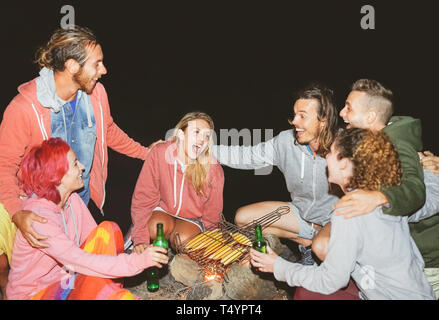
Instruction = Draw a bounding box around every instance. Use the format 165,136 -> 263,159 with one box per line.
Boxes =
301,145 -> 314,181
61,201 -> 80,247
31,104 -> 49,140
173,159 -> 185,216
99,102 -> 106,215
301,152 -> 305,180
173,160 -> 177,207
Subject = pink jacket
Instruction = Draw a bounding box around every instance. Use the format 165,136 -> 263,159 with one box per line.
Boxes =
6,193 -> 154,300
131,141 -> 224,245
0,79 -> 148,217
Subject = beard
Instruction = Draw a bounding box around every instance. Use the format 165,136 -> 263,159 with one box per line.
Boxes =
73,67 -> 97,94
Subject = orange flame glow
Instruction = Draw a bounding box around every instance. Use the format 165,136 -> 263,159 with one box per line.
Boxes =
203,270 -> 223,282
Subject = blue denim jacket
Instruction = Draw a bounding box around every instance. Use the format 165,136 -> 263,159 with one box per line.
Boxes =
51,91 -> 97,205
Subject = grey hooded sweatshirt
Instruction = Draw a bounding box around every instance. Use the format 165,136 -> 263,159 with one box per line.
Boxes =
273,205 -> 436,300
212,129 -> 338,226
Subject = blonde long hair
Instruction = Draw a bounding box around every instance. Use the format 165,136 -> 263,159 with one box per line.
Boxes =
172,112 -> 215,195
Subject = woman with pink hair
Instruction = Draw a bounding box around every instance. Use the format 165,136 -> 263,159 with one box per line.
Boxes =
6,138 -> 168,300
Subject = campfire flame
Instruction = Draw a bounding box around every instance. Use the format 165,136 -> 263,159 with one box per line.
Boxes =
202,265 -> 225,282
203,273 -> 222,282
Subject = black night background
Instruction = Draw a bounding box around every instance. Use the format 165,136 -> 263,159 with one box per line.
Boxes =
1,1 -> 437,236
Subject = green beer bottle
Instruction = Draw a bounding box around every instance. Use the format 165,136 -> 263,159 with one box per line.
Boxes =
253,224 -> 267,253
146,223 -> 168,292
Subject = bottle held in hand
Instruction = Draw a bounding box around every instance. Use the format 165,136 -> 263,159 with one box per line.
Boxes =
146,223 -> 168,292
252,224 -> 267,253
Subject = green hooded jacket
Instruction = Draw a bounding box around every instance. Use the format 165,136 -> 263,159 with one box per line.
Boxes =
383,116 -> 439,268
382,116 -> 425,216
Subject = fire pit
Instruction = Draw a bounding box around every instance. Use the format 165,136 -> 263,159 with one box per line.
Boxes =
176,206 -> 290,282
125,206 -> 296,300
158,206 -> 292,299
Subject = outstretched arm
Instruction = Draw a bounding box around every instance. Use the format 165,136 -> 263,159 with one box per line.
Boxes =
97,84 -> 149,160
106,117 -> 149,160
212,136 -> 279,170
379,137 -> 426,217
271,215 -> 358,295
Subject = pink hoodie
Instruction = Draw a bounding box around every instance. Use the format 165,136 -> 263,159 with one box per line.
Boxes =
131,140 -> 224,246
0,79 -> 148,217
6,193 -> 154,300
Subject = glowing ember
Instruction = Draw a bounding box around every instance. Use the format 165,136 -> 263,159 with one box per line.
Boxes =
202,264 -> 225,282
203,273 -> 222,282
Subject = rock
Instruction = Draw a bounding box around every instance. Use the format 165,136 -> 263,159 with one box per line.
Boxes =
223,263 -> 278,300
186,279 -> 224,300
170,254 -> 204,286
263,234 -> 286,255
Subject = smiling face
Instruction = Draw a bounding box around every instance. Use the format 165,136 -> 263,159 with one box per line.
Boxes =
339,91 -> 370,129
58,149 -> 85,194
291,98 -> 325,147
325,142 -> 354,191
73,44 -> 107,94
177,119 -> 212,163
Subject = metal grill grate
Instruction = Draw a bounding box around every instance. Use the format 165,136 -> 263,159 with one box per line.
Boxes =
176,206 -> 290,279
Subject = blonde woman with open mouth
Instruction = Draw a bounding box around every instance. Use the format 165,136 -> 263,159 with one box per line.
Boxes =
130,112 -> 224,252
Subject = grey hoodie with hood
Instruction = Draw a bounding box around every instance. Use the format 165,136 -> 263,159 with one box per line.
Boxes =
212,129 -> 338,226
36,67 -> 93,122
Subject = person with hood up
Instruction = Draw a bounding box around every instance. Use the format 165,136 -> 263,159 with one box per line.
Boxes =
129,112 -> 224,252
6,138 -> 168,300
250,128 -> 435,300
0,26 -> 152,299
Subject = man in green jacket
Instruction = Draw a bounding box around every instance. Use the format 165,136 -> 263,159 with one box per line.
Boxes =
312,79 -> 439,298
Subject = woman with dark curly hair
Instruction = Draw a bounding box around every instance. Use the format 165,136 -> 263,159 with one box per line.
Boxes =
250,128 -> 435,300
